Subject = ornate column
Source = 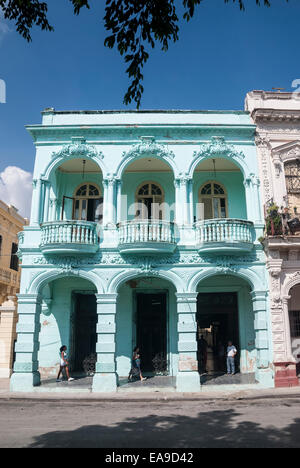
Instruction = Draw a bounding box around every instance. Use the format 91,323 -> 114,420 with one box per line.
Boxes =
30,179 -> 43,226
244,174 -> 263,224
92,294 -> 118,392
273,293 -> 299,388
251,290 -> 273,387
188,179 -> 194,224
103,177 -> 117,227
255,136 -> 274,205
176,293 -> 201,392
116,179 -> 123,224
43,180 -> 51,223
174,179 -> 182,225
10,294 -> 42,392
174,176 -> 191,226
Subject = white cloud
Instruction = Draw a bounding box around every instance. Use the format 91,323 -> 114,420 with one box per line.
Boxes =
0,9 -> 13,45
0,166 -> 32,218
0,11 -> 11,45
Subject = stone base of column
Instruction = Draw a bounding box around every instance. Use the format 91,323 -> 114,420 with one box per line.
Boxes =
10,372 -> 40,392
92,373 -> 117,393
274,362 -> 299,388
176,371 -> 201,392
255,368 -> 274,388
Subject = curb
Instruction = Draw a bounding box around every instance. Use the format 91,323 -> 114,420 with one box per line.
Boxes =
0,391 -> 300,403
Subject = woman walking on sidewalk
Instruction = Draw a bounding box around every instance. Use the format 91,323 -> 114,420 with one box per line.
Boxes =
128,346 -> 147,382
56,346 -> 75,383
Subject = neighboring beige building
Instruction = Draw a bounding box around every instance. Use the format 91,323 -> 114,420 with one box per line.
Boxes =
0,200 -> 27,377
246,90 -> 300,387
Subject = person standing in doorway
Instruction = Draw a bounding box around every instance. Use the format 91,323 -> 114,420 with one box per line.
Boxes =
56,345 -> 75,382
227,341 -> 237,375
128,346 -> 147,382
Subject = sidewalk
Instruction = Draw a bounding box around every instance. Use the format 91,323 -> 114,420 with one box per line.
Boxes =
1,378 -> 300,402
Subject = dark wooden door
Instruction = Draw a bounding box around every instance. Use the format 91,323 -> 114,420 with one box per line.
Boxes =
74,294 -> 97,372
136,293 -> 167,373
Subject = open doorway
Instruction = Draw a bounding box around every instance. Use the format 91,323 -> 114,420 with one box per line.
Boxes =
136,292 -> 167,374
197,292 -> 239,375
72,293 -> 97,373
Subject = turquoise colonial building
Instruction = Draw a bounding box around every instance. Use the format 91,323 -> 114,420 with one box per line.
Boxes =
11,109 -> 274,392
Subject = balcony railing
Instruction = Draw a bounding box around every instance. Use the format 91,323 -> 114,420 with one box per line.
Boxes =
0,267 -> 19,287
40,220 -> 99,255
118,220 -> 177,254
195,218 -> 254,254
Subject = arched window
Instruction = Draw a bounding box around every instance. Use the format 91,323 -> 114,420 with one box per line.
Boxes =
199,181 -> 228,219
135,182 -> 164,220
73,183 -> 103,222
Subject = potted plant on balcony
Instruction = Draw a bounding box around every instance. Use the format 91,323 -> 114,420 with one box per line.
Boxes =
265,204 -> 284,236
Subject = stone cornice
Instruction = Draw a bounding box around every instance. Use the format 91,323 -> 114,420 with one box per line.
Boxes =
26,124 -> 256,143
252,109 -> 300,123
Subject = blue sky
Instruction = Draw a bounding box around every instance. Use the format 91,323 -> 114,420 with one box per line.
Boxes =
0,0 -> 299,215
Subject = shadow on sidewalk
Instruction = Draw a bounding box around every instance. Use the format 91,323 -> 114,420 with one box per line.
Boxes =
27,408 -> 300,448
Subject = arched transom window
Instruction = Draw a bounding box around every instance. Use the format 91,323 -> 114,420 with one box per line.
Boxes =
199,182 -> 228,220
135,182 -> 164,220
73,183 -> 103,222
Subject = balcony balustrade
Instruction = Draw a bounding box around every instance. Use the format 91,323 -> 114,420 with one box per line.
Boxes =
195,218 -> 254,254
0,267 -> 18,287
118,220 -> 177,255
40,220 -> 99,255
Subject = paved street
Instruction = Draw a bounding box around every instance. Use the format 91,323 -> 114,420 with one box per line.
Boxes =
1,397 -> 300,448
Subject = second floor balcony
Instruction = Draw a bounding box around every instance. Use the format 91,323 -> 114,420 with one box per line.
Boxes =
195,218 -> 255,254
40,220 -> 99,255
0,267 -> 19,287
117,220 -> 177,255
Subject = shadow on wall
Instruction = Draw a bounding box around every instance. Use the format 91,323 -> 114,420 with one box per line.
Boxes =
27,409 -> 300,448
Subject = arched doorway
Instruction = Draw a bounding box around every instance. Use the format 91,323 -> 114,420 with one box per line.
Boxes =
121,157 -> 175,223
46,158 -> 103,223
196,274 -> 256,384
73,182 -> 103,223
38,276 -> 97,378
193,157 -> 247,222
116,276 -> 178,379
135,181 -> 165,220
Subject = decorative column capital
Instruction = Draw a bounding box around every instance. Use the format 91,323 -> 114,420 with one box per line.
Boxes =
17,293 -> 43,305
176,292 -> 198,303
282,295 -> 291,305
255,135 -> 270,149
244,173 -> 260,188
103,175 -> 117,187
250,290 -> 267,301
95,293 -> 118,305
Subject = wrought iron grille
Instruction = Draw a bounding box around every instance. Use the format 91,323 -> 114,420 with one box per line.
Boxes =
290,310 -> 300,338
285,160 -> 300,193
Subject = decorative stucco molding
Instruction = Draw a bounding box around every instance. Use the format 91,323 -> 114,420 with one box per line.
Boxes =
117,137 -> 177,178
43,138 -> 105,179
193,136 -> 245,160
30,251 -> 259,269
122,137 -> 175,160
51,139 -> 103,161
189,136 -> 249,178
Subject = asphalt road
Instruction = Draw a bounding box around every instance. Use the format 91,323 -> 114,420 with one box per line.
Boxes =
1,397 -> 300,448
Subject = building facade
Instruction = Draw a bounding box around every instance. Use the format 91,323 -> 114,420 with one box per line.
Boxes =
0,201 -> 27,377
246,90 -> 300,387
11,109 -> 273,392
